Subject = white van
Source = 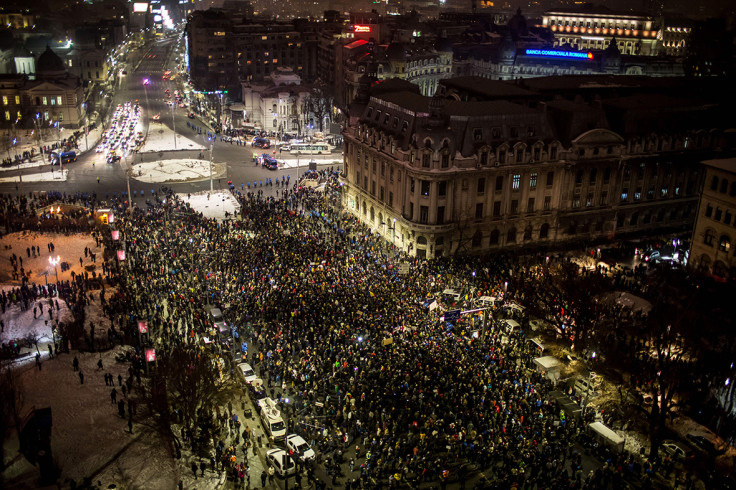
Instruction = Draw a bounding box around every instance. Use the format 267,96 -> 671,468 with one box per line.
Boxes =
475,296 -> 498,308
442,289 -> 461,302
574,377 -> 596,397
257,398 -> 286,441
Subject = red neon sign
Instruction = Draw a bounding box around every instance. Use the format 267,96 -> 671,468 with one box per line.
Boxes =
354,25 -> 371,33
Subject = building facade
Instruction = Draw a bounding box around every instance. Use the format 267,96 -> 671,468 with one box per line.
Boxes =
541,6 -> 660,55
341,76 -> 734,258
689,158 -> 736,280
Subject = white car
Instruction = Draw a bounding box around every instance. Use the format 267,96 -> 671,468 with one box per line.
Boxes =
286,434 -> 315,462
238,362 -> 257,384
265,448 -> 295,477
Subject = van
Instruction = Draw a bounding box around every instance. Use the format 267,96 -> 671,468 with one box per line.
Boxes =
589,422 -> 624,453
442,289 -> 461,302
475,296 -> 497,308
258,398 -> 286,441
574,376 -> 596,397
50,151 -> 77,165
209,307 -> 229,336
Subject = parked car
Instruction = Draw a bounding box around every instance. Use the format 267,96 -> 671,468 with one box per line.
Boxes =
286,434 -> 315,462
660,440 -> 694,461
265,448 -> 295,477
686,433 -> 724,455
208,307 -> 228,335
238,362 -> 257,384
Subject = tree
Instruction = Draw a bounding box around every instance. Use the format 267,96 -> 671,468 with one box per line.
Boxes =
0,365 -> 25,469
304,84 -> 333,133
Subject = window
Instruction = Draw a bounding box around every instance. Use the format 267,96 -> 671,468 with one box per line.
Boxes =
515,150 -> 523,163
490,229 -> 499,244
477,178 -> 485,194
539,223 -> 549,239
731,183 -> 736,197
718,235 -> 730,252
15,96 -> 19,104
491,127 -> 501,138
3,111 -> 9,121
510,127 -> 519,138
603,168 -> 610,184
479,152 -> 487,166
441,153 -> 450,168
510,200 -> 518,214
410,178 -> 415,193
371,181 -> 376,196
512,174 -> 521,190
575,170 -> 583,185
572,194 -> 580,209
472,231 -> 482,248
647,187 -> 654,199
421,180 -> 430,196
661,187 -> 668,198
507,228 -> 516,243
473,128 -> 483,141
380,187 -> 384,201
711,176 -> 719,190
389,192 -> 394,207
438,181 -> 446,197
544,196 -> 551,210
390,167 -> 394,182
705,204 -> 713,218
493,201 -> 501,217
57,96 -> 63,105
533,147 -> 540,161
528,197 -> 535,212
420,206 -> 429,224
550,146 -> 557,160
498,150 -> 506,163
634,188 -> 641,201
1,96 -> 6,105
475,203 -> 484,219
589,168 -> 597,184
715,208 -> 722,221
638,163 -> 645,179
422,153 -> 430,167
725,211 -> 732,226
546,171 -> 554,187
496,176 -> 504,191
42,96 -> 47,105
621,188 -> 628,202
704,229 -> 715,246
721,180 -> 729,194
530,173 -> 537,189
381,162 -> 385,177
437,206 -> 445,224
586,193 -> 593,207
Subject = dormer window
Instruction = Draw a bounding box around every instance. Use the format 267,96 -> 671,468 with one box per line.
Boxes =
473,128 -> 483,141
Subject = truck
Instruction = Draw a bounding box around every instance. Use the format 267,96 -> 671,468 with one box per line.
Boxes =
257,398 -> 286,442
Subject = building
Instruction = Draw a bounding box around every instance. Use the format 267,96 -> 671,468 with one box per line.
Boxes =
341,75 -> 736,258
0,46 -> 85,130
541,5 -> 660,55
240,67 -> 312,135
689,158 -> 736,280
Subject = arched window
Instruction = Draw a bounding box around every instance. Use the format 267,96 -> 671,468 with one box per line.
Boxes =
719,235 -> 731,252
730,182 -> 736,197
362,202 -> 367,216
539,223 -> 550,239
523,225 -> 532,241
507,227 -> 516,243
711,176 -> 719,190
472,231 -> 482,248
370,207 -> 375,223
704,229 -> 715,246
417,236 -> 427,246
490,229 -> 499,245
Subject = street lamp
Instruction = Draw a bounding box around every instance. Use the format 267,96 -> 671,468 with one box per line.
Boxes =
49,255 -> 61,283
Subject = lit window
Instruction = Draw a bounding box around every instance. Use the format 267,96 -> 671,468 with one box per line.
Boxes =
15,96 -> 20,104
214,31 -> 225,36
42,96 -> 47,105
261,36 -> 268,40
1,96 -> 7,105
4,111 -> 9,121
50,97 -> 55,105
57,96 -> 63,105
512,174 -> 521,190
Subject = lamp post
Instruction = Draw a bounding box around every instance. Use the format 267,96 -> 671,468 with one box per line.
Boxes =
81,102 -> 89,152
125,152 -> 134,212
49,255 -> 61,284
53,121 -> 63,176
171,102 -> 177,149
203,133 -> 214,192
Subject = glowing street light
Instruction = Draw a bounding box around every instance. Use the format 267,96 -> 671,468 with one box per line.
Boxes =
49,255 -> 61,283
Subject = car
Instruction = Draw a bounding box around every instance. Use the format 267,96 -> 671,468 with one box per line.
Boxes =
286,434 -> 315,462
686,434 -> 723,455
660,440 -> 694,461
261,154 -> 278,170
279,144 -> 290,152
265,448 -> 296,477
238,362 -> 257,384
188,113 -> 195,119
107,154 -> 121,164
209,307 -> 228,335
179,103 -> 187,108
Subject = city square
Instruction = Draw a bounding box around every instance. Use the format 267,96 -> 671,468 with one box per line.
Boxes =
1,0 -> 736,489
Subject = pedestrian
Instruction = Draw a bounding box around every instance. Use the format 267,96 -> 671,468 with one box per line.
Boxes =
111,388 -> 117,404
97,358 -> 103,370
260,471 -> 267,488
192,462 -> 198,479
72,356 -> 79,371
118,374 -> 123,386
79,371 -> 84,384
199,461 -> 206,477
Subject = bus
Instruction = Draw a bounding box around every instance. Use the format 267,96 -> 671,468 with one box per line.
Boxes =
289,143 -> 333,155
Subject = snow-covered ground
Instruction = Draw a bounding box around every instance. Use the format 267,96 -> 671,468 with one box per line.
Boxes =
140,123 -> 205,153
177,190 -> 240,221
130,158 -> 226,184
0,169 -> 68,183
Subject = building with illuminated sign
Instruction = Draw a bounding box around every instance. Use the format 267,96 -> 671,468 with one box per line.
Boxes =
689,158 -> 736,280
541,5 -> 660,56
341,75 -> 735,258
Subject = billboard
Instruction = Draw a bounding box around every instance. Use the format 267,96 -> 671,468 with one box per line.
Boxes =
133,2 -> 149,12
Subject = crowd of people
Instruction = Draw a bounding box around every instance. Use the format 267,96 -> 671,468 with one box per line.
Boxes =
87,172 -> 684,490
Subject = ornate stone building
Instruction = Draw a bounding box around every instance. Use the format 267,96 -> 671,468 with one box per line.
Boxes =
341,76 -> 735,258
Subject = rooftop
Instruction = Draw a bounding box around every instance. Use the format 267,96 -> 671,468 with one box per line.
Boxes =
702,158 -> 736,175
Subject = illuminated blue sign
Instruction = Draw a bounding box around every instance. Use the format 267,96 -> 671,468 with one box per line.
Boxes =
525,49 -> 594,60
